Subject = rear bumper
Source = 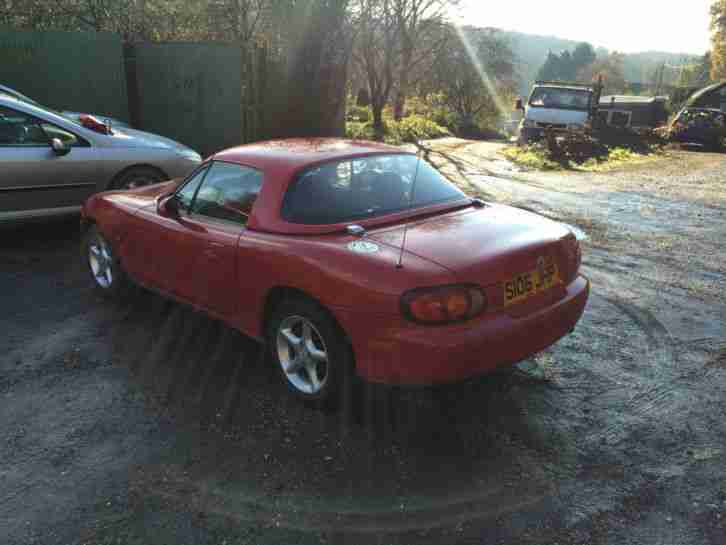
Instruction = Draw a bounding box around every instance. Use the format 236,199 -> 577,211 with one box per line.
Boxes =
335,276 -> 590,385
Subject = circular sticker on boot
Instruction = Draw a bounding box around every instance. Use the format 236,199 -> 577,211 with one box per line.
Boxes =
348,240 -> 380,254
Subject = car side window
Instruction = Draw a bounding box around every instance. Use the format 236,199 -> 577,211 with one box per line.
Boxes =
190,161 -> 263,225
0,106 -> 50,146
176,165 -> 209,211
41,122 -> 86,147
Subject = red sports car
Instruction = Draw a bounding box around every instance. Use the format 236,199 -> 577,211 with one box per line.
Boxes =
81,138 -> 589,407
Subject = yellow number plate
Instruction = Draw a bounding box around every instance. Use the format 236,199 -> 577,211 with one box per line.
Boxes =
504,258 -> 561,307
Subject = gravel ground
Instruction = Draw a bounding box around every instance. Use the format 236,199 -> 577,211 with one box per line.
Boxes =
1,142 -> 726,545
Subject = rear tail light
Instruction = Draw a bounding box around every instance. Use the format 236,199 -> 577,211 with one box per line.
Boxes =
561,233 -> 582,283
400,285 -> 487,325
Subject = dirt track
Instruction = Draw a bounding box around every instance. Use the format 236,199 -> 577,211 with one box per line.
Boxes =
2,141 -> 726,544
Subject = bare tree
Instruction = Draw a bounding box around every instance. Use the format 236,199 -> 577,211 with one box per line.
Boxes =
433,27 -> 516,132
352,0 -> 399,137
391,0 -> 455,119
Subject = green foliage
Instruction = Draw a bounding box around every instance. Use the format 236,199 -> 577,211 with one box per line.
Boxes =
711,0 -> 726,80
389,114 -> 451,144
346,102 -> 372,123
404,94 -> 457,130
536,43 -> 596,82
345,120 -> 377,140
346,95 -> 455,143
345,105 -> 451,144
502,128 -> 664,171
431,27 -> 517,136
501,146 -> 561,170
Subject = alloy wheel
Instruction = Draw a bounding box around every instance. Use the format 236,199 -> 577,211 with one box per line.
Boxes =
88,235 -> 114,289
276,315 -> 329,395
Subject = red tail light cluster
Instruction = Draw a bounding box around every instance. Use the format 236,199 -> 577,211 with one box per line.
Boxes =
401,285 -> 487,325
561,233 -> 582,283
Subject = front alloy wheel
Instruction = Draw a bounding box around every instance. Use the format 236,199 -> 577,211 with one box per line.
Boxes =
82,225 -> 129,298
88,235 -> 114,289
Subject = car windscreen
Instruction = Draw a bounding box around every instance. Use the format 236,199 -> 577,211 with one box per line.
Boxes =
281,154 -> 466,225
529,87 -> 591,111
1,93 -> 83,128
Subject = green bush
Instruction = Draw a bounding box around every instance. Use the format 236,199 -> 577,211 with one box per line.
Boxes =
345,105 -> 451,144
388,114 -> 451,144
346,103 -> 371,123
345,120 -> 376,141
502,128 -> 664,172
405,94 -> 457,132
344,93 -> 506,141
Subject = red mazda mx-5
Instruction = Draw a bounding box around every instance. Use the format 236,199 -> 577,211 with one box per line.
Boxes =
81,138 -> 589,407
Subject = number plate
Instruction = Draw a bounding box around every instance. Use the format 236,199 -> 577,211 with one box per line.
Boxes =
504,257 -> 561,307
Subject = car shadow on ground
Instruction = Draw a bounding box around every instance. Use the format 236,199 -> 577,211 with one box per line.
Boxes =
95,275 -> 563,535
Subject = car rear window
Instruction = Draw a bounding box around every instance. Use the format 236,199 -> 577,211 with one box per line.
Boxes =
280,154 -> 465,225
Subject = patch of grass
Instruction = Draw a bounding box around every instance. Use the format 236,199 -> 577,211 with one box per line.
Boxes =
501,143 -> 661,172
500,145 -> 561,170
578,147 -> 661,172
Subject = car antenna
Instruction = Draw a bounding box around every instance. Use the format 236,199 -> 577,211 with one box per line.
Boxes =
396,147 -> 422,270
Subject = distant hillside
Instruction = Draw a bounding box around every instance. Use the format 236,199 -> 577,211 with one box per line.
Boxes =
464,27 -> 699,95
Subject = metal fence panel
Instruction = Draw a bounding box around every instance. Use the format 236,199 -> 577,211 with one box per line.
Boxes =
131,43 -> 244,157
0,30 -> 129,122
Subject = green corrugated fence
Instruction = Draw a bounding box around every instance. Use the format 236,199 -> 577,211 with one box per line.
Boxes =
0,30 -> 129,123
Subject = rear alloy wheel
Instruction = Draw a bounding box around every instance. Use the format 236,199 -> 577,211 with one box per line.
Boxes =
277,316 -> 330,395
82,225 -> 129,298
113,166 -> 165,190
268,298 -> 354,409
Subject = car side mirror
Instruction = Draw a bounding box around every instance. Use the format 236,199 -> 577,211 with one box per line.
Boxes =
515,98 -> 524,111
51,138 -> 71,156
160,194 -> 181,218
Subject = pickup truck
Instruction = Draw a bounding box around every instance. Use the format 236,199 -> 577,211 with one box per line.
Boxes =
515,81 -> 601,144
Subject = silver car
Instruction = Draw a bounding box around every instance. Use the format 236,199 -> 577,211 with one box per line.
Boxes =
0,93 -> 202,223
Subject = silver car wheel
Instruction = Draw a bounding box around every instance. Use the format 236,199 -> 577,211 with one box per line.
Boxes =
88,235 -> 114,289
122,173 -> 158,189
276,315 -> 329,395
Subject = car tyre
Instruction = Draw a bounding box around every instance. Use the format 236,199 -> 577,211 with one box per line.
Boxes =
267,297 -> 355,411
112,166 -> 165,190
82,225 -> 130,299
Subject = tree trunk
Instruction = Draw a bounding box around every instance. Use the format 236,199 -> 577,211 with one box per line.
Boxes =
394,46 -> 413,121
372,103 -> 385,140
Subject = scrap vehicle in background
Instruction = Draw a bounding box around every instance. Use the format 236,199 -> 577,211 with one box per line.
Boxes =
661,82 -> 726,152
668,107 -> 726,151
0,92 -> 201,223
682,81 -> 726,112
596,95 -> 669,130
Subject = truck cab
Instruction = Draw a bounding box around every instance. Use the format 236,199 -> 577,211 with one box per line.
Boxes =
516,81 -> 599,144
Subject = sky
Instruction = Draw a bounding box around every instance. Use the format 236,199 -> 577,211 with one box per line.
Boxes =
453,0 -> 713,55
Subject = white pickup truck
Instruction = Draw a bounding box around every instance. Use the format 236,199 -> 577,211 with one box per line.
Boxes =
515,81 -> 601,144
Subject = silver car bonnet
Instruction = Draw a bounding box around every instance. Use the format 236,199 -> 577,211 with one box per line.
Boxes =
102,127 -> 194,153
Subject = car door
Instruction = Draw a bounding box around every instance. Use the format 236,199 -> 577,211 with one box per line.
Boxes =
0,104 -> 99,221
176,161 -> 264,319
121,164 -> 210,290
